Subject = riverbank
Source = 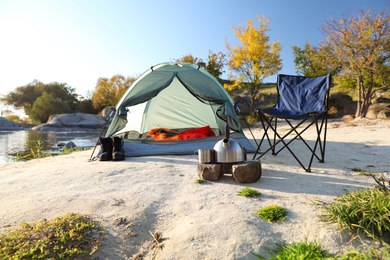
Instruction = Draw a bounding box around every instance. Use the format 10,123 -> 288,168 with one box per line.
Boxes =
0,118 -> 389,259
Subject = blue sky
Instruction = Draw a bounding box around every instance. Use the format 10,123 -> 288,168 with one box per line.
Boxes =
0,0 -> 388,98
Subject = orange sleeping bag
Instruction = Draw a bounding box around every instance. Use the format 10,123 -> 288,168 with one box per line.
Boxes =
147,126 -> 215,141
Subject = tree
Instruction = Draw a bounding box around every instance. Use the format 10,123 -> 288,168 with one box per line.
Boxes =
30,92 -> 71,123
204,51 -> 227,81
175,53 -> 203,65
175,51 -> 227,82
1,81 -> 79,121
225,15 -> 282,115
322,9 -> 390,117
292,41 -> 340,77
91,74 -> 136,111
0,80 -> 43,112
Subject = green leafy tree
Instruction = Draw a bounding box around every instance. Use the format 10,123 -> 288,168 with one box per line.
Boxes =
1,81 -> 79,121
0,80 -> 43,112
322,9 -> 390,117
30,92 -> 71,123
204,51 -> 227,81
175,51 -> 227,82
91,74 -> 136,111
175,53 -> 203,65
292,41 -> 340,77
225,15 -> 282,115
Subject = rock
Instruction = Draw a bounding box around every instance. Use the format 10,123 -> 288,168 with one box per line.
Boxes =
328,93 -> 356,118
57,141 -> 77,149
197,164 -> 224,181
32,113 -> 106,130
0,117 -> 21,131
232,160 -> 262,183
371,97 -> 390,104
366,103 -> 390,119
65,141 -> 77,149
101,106 -> 116,119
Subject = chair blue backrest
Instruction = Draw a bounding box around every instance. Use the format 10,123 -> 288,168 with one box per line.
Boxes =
269,74 -> 331,119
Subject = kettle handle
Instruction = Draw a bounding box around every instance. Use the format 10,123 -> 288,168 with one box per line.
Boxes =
225,123 -> 230,140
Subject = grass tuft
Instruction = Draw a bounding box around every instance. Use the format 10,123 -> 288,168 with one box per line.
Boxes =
194,178 -> 205,184
323,187 -> 390,244
256,205 -> 287,223
237,187 -> 260,197
257,240 -> 331,259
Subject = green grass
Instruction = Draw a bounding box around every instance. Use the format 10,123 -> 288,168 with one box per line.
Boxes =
59,147 -> 84,155
194,178 -> 205,184
252,240 -> 390,259
335,246 -> 390,260
12,140 -> 85,161
256,205 -> 287,223
237,187 -> 261,197
0,212 -> 105,259
253,240 -> 332,259
14,139 -> 52,161
323,187 -> 390,244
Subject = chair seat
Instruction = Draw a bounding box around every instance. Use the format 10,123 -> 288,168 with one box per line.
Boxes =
262,108 -> 327,120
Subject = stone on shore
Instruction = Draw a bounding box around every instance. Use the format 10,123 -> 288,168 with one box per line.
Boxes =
32,113 -> 106,131
0,117 -> 21,131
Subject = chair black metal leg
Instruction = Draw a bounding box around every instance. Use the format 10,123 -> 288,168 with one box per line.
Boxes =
254,112 -> 328,172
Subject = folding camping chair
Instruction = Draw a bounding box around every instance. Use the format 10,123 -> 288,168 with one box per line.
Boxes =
253,74 -> 331,172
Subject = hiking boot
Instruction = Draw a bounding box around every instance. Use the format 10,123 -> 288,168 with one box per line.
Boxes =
99,137 -> 113,161
112,137 -> 125,161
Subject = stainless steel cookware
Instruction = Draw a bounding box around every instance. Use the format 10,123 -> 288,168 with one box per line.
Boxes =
197,148 -> 215,164
213,124 -> 246,163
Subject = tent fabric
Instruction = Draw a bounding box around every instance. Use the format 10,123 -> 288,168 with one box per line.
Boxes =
123,132 -> 254,157
104,62 -> 255,156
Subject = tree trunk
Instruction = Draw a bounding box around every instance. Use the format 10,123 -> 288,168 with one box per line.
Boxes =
249,84 -> 261,117
361,74 -> 374,118
249,92 -> 256,116
355,75 -> 363,117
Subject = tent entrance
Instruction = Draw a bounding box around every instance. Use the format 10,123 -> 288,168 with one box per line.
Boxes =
116,77 -> 221,138
141,77 -> 220,134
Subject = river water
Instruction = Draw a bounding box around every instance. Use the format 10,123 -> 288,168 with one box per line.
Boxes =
0,129 -> 101,162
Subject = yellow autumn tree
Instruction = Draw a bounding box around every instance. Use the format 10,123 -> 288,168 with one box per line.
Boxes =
225,15 -> 282,115
91,74 -> 136,111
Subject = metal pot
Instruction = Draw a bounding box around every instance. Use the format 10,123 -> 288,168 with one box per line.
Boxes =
196,148 -> 215,164
213,124 -> 246,163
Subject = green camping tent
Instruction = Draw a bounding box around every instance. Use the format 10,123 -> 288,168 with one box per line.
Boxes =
105,62 -> 254,157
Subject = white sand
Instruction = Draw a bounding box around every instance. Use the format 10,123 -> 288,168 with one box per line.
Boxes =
1,118 -> 389,259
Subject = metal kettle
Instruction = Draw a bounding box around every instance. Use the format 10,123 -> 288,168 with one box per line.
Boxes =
213,124 -> 246,163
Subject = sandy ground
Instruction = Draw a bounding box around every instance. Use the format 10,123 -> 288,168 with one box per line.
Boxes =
1,118 -> 389,259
